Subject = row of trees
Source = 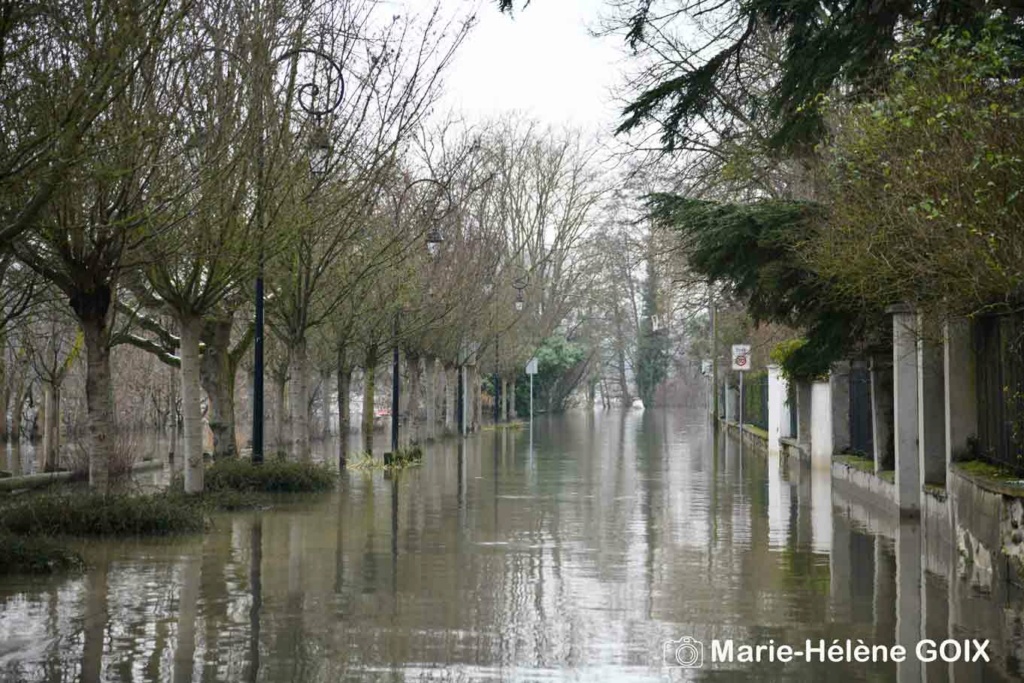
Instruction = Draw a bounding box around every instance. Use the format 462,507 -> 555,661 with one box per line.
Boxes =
0,1 -> 617,493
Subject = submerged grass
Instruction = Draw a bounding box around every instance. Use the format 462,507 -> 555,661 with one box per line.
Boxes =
203,459 -> 337,493
350,446 -> 423,472
0,533 -> 85,575
0,492 -> 208,537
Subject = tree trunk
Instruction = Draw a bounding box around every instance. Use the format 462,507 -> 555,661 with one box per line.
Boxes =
443,363 -> 455,433
168,364 -> 178,461
273,372 -> 288,456
406,352 -> 421,446
288,338 -> 311,461
180,315 -> 204,494
320,370 -> 332,439
507,376 -> 516,420
10,378 -> 25,443
425,357 -> 437,440
337,345 -> 352,467
41,380 -> 58,472
361,345 -> 377,456
471,365 -> 481,432
0,382 -> 8,443
200,317 -> 238,461
79,311 -> 114,493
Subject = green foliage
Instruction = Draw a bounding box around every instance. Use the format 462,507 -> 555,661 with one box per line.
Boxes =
515,334 -> 586,414
203,459 -> 337,493
817,18 -> 1024,318
350,446 -> 422,471
649,194 -> 884,379
0,493 -> 207,537
613,1 -> 1019,153
0,533 -> 85,575
636,255 -> 670,406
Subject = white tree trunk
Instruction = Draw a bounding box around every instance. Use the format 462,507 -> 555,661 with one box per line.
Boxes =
443,363 -> 455,433
289,338 -> 311,461
180,315 -> 204,494
81,316 -> 113,493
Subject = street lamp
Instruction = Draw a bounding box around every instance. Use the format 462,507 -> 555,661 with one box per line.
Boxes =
308,123 -> 331,178
252,48 -> 344,464
426,227 -> 444,258
512,274 -> 528,312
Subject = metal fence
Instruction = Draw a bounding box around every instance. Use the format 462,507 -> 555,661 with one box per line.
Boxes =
975,314 -> 1024,473
849,363 -> 874,457
742,371 -> 769,431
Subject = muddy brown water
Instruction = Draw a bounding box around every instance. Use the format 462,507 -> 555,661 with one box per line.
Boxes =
1,410 -> 1021,681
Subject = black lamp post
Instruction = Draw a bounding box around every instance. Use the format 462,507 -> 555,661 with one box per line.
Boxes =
387,179 -> 450,459
493,273 -> 529,424
252,49 -> 344,464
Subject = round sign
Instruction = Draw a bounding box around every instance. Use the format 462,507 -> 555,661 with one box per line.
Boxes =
736,355 -> 747,367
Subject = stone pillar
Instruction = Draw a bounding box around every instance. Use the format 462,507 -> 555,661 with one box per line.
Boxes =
796,380 -> 813,448
810,379 -> 833,465
918,315 -> 947,487
767,365 -> 786,454
870,353 -> 895,473
891,303 -> 921,516
944,318 -> 978,465
830,361 -> 852,454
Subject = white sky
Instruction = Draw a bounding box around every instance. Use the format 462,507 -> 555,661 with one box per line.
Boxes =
437,0 -> 625,132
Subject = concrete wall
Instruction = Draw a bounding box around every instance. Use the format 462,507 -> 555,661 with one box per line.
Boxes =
767,365 -> 785,454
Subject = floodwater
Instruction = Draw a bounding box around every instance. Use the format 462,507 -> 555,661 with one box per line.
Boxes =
1,410 -> 1022,682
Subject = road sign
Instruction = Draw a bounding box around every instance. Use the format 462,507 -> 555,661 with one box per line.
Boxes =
731,344 -> 751,371
701,359 -> 713,376
526,358 -> 538,375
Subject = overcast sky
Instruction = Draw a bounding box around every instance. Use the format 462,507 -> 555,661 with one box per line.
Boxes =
437,0 -> 625,133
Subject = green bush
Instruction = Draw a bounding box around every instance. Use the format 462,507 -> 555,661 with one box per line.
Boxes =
0,533 -> 85,575
203,459 -> 336,493
0,493 -> 207,537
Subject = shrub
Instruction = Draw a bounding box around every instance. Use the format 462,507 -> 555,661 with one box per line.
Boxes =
0,493 -> 207,537
0,533 -> 84,575
203,459 -> 336,493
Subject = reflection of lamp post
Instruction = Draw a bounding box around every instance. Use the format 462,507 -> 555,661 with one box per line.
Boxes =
252,48 -> 344,464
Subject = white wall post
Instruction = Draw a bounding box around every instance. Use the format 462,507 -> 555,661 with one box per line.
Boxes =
811,379 -> 833,466
768,365 -> 786,454
890,303 -> 921,516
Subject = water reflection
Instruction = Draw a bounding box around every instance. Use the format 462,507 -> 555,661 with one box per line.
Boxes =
1,410 -> 1023,681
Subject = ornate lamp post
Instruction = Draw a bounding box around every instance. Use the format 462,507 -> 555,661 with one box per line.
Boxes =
387,178 -> 451,459
252,49 -> 344,463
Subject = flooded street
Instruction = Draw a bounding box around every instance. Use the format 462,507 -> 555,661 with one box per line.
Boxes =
1,409 -> 1022,681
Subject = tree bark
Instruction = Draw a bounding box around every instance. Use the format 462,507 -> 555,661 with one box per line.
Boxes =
337,345 -> 352,467
0,382 -> 8,443
273,371 -> 288,456
361,345 -> 378,456
443,362 -> 455,433
406,352 -> 421,446
79,310 -> 114,493
41,380 -> 58,472
424,356 -> 437,440
200,317 -> 238,461
320,370 -> 332,439
10,378 -> 25,443
288,338 -> 311,461
180,315 -> 204,494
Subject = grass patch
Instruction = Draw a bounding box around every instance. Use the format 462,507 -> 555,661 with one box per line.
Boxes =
879,470 -> 895,484
0,492 -> 207,537
0,533 -> 85,575
955,459 -> 1022,482
742,424 -> 769,439
483,420 -> 526,432
351,446 -> 423,472
203,459 -> 336,493
835,454 -> 876,475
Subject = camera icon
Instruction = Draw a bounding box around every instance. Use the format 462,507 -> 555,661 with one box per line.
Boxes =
663,636 -> 704,668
